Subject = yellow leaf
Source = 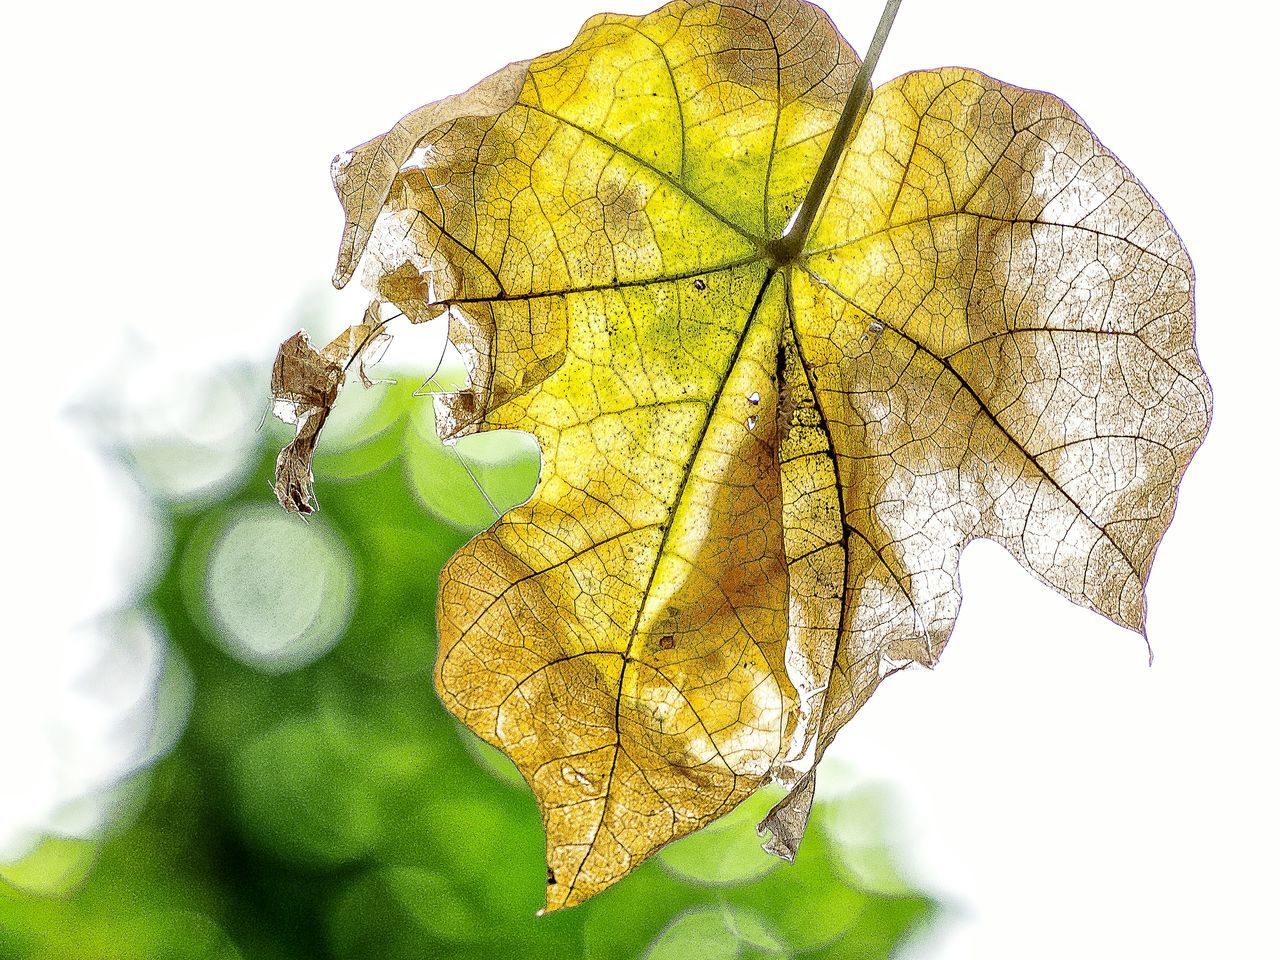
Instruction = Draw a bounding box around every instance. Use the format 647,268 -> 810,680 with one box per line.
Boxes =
273,0 -> 1210,909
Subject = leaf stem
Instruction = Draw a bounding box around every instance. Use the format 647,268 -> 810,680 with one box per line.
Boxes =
769,0 -> 902,264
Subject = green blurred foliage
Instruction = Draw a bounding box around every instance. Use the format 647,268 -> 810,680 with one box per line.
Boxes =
0,373 -> 937,959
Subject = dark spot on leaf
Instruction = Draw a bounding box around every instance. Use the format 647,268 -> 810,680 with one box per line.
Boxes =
669,761 -> 715,789
659,635 -> 675,650
693,278 -> 706,291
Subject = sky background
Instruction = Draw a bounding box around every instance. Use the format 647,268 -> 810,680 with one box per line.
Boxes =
4,1 -> 1277,957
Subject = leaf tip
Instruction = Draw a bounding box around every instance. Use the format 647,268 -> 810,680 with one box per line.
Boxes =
273,440 -> 320,515
756,772 -> 816,863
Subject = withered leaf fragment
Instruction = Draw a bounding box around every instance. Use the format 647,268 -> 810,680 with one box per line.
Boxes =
276,0 -> 1211,909
271,304 -> 388,513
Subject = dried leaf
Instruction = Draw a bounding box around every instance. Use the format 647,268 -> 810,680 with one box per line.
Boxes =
271,305 -> 389,513
331,61 -> 531,289
275,0 -> 1211,909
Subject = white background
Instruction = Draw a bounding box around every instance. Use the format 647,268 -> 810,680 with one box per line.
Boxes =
3,1 -> 1277,957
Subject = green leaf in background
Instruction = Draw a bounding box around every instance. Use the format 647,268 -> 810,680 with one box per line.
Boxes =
0,372 -> 937,959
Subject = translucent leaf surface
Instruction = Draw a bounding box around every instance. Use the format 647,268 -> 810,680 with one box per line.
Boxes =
274,0 -> 1211,909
